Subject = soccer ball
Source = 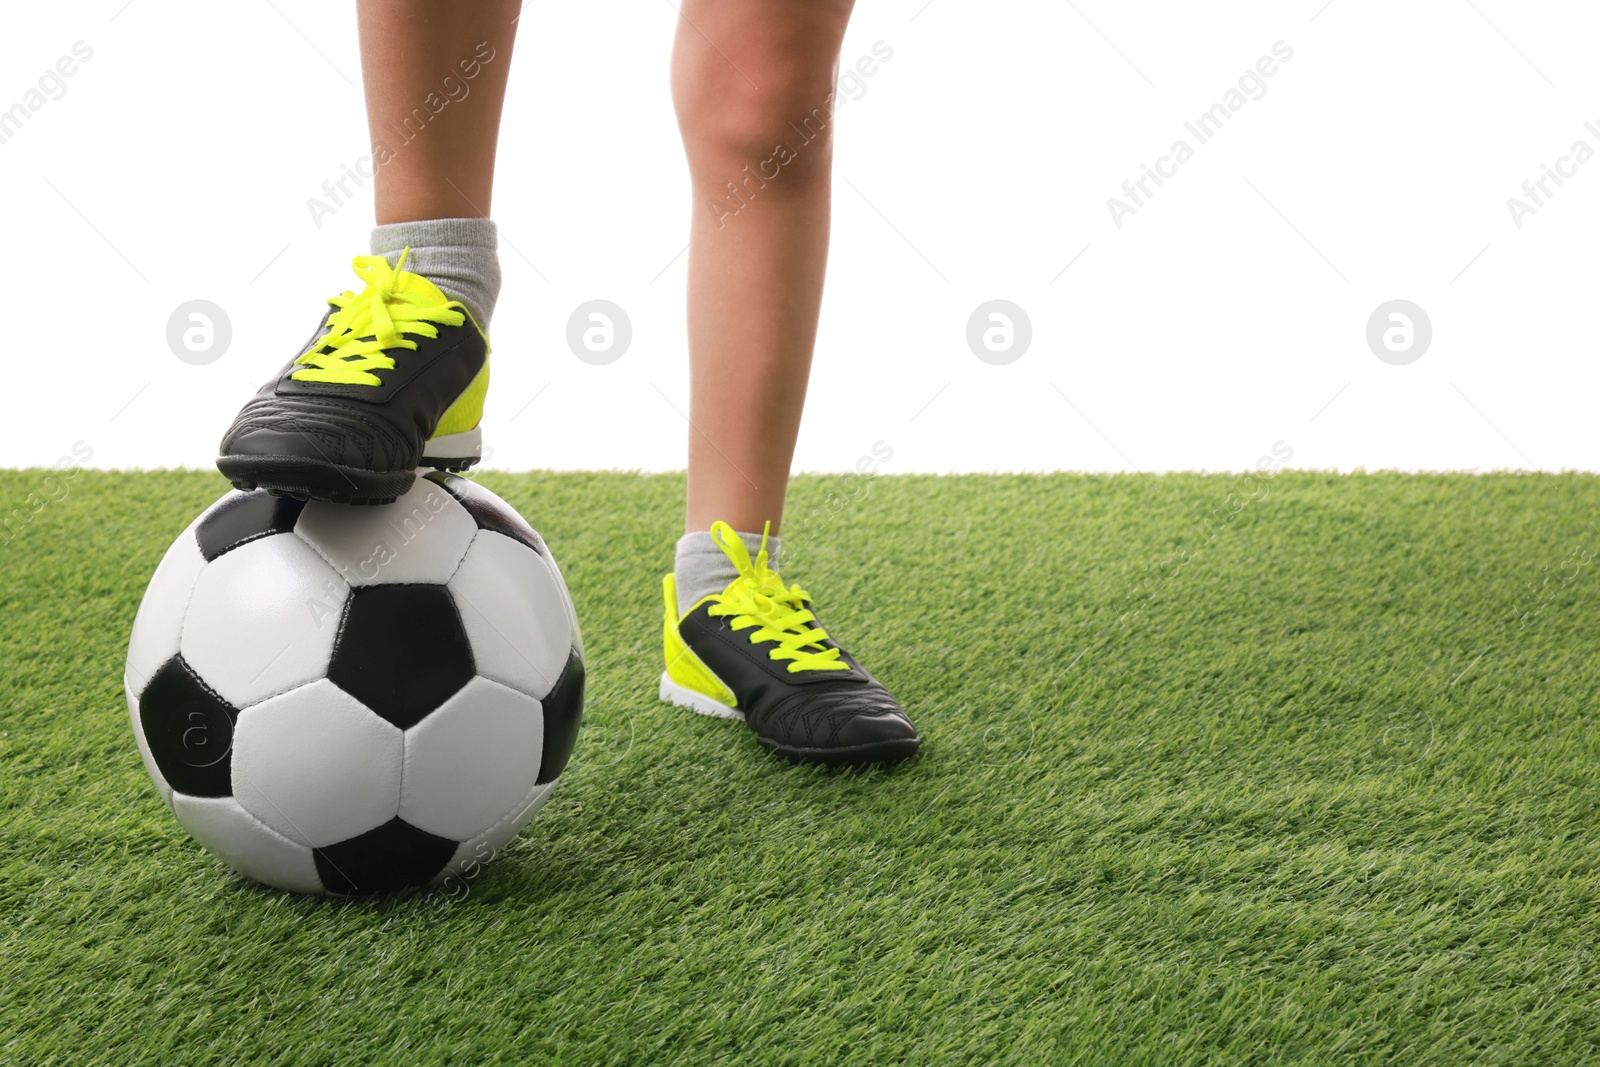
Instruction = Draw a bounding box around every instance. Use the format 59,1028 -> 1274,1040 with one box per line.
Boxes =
123,473 -> 584,895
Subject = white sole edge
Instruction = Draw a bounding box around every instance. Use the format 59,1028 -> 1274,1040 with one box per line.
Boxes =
423,427 -> 482,461
659,672 -> 745,722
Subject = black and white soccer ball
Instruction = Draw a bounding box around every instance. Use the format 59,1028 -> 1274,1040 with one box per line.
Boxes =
123,473 -> 584,895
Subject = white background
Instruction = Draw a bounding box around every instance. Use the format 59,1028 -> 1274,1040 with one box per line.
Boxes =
3,0 -> 1597,475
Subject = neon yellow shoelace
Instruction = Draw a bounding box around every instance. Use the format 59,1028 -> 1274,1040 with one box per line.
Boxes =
705,521 -> 850,674
290,250 -> 466,387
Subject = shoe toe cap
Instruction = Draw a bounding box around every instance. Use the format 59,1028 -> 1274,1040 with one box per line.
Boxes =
835,707 -> 920,748
220,426 -> 324,459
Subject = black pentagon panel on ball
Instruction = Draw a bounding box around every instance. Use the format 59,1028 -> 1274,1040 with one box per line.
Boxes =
194,490 -> 307,562
422,471 -> 546,556
137,655 -> 238,797
312,817 -> 458,895
327,584 -> 475,730
536,651 -> 585,785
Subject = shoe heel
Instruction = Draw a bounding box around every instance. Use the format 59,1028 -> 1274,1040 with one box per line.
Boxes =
659,671 -> 745,722
421,427 -> 482,472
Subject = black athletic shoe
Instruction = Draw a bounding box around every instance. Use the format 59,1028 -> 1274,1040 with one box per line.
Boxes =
659,522 -> 922,767
216,251 -> 489,505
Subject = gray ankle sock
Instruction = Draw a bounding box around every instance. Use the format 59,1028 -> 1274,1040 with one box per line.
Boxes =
674,529 -> 782,618
370,217 -> 502,331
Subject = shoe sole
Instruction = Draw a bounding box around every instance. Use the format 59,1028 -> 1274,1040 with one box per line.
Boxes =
658,672 -> 922,767
217,428 -> 482,506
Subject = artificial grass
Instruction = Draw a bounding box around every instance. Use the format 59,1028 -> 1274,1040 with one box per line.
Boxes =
2,468 -> 1598,1065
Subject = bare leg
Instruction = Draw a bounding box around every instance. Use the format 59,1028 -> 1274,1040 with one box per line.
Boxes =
357,0 -> 521,223
672,0 -> 856,536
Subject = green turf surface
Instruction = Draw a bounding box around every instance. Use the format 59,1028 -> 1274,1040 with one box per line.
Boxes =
3,468 -> 1599,1064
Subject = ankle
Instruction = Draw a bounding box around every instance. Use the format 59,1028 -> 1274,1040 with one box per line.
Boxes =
370,217 -> 501,330
673,528 -> 781,617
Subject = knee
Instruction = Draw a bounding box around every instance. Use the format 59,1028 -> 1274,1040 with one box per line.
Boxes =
674,45 -> 842,187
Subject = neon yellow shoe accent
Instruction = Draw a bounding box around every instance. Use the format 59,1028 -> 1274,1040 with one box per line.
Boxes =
704,521 -> 850,674
434,361 -> 490,438
290,249 -> 478,387
662,573 -> 738,708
